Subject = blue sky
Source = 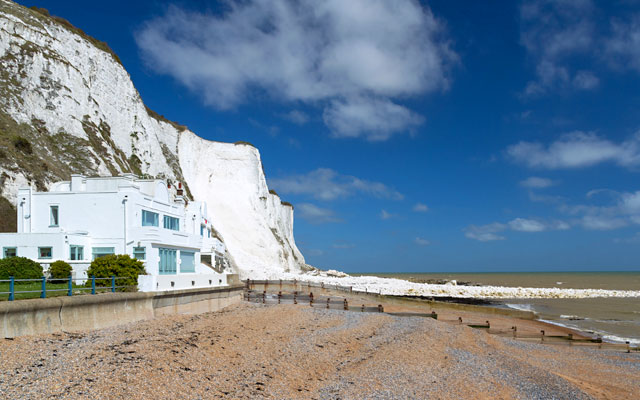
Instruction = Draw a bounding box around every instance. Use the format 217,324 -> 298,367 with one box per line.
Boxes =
21,0 -> 640,272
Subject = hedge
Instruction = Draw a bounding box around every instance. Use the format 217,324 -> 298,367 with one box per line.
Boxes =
86,254 -> 146,291
0,257 -> 43,280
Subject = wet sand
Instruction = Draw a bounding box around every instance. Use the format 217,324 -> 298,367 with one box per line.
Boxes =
0,303 -> 638,399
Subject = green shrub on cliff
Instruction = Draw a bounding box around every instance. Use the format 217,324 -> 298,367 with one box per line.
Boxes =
86,254 -> 146,291
0,257 -> 43,280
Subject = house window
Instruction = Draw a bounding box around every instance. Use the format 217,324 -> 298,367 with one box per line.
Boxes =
3,247 -> 17,258
159,248 -> 177,275
141,210 -> 159,227
180,251 -> 195,273
92,247 -> 115,260
133,246 -> 146,260
50,205 -> 59,227
39,247 -> 52,259
70,245 -> 84,260
163,215 -> 180,231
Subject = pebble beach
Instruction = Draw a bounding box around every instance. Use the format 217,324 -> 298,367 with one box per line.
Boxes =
0,302 -> 638,399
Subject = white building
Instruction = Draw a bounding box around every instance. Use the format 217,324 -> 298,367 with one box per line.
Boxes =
0,174 -> 234,291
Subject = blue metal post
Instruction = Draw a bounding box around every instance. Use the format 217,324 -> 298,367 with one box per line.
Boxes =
91,276 -> 96,295
41,276 -> 46,298
8,276 -> 14,301
111,276 -> 115,293
68,275 -> 73,296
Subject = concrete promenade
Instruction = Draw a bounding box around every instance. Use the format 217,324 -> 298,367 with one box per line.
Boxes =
0,284 -> 244,338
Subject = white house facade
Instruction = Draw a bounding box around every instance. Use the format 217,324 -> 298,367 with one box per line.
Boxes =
0,174 -> 234,291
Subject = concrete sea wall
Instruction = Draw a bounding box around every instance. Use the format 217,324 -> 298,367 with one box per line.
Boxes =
1,285 -> 244,338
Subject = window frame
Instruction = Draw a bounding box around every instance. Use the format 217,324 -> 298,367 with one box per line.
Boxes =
163,215 -> 180,231
180,251 -> 196,273
49,205 -> 59,227
133,246 -> 146,260
69,245 -> 84,261
141,210 -> 159,227
92,247 -> 115,260
159,248 -> 177,275
3,247 -> 17,258
38,246 -> 53,259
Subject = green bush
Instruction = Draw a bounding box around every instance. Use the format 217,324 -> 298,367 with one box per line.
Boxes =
48,260 -> 72,283
0,257 -> 43,280
12,136 -> 32,154
86,254 -> 146,291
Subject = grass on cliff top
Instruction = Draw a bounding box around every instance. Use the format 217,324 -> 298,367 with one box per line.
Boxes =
27,6 -> 122,66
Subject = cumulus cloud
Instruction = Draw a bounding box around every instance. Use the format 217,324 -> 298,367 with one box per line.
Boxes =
269,168 -> 403,201
520,0 -> 597,95
579,190 -> 640,230
282,110 -> 309,125
520,176 -> 555,188
606,14 -> 640,72
136,0 -> 456,140
323,97 -> 424,141
380,210 -> 395,220
414,237 -> 431,246
413,202 -> 429,212
507,131 -> 640,169
296,203 -> 341,224
464,223 -> 507,242
508,218 -> 569,232
465,218 -> 569,241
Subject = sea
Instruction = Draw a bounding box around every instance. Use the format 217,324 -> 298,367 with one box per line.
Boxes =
366,272 -> 640,345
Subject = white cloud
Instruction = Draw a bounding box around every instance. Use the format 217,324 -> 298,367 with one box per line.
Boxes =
466,218 -> 570,241
415,237 -> 431,246
283,110 -> 309,125
296,203 -> 341,224
508,218 -> 569,232
136,0 -> 456,140
581,215 -> 628,230
380,210 -> 395,220
520,176 -> 555,188
520,0 -> 596,95
606,14 -> 640,72
508,218 -> 547,232
464,223 -> 507,242
572,70 -> 599,89
413,203 -> 429,212
507,131 -> 640,169
558,189 -> 640,230
269,168 -> 403,201
323,97 -> 424,141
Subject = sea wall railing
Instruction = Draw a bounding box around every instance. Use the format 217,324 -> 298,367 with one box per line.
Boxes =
0,276 -> 134,301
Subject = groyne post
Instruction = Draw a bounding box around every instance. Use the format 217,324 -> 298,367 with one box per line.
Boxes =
541,330 -> 545,343
309,292 -> 314,306
343,298 -> 348,310
278,291 -> 282,304
294,291 -> 298,305
326,297 -> 330,309
512,326 -> 517,338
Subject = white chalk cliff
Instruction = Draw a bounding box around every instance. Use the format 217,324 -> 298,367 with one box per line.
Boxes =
0,0 -> 305,277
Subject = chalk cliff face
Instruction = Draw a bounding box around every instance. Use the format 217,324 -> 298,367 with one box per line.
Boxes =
0,0 -> 305,276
